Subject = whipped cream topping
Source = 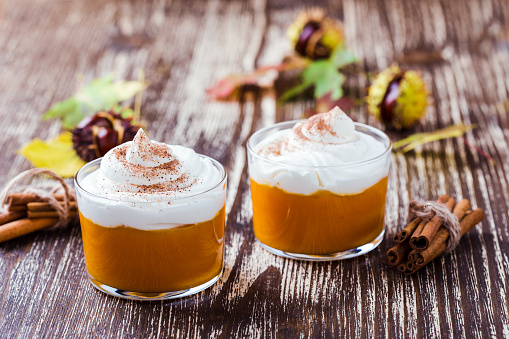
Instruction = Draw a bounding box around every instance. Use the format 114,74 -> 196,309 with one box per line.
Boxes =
99,129 -> 202,193
249,107 -> 390,195
77,129 -> 226,229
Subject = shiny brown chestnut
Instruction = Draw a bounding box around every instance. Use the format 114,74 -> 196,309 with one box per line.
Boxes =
71,110 -> 141,162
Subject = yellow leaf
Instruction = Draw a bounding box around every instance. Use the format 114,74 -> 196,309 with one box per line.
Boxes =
18,132 -> 86,178
393,124 -> 476,153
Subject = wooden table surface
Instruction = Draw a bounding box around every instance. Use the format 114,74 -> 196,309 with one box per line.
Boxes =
1,0 -> 508,337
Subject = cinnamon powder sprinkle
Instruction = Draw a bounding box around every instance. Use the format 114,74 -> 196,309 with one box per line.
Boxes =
308,113 -> 336,137
111,142 -> 195,193
259,114 -> 337,157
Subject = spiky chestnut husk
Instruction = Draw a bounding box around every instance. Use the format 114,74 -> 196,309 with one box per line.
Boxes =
367,66 -> 429,130
287,8 -> 344,60
71,110 -> 141,162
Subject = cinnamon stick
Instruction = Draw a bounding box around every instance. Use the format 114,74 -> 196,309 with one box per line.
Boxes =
436,194 -> 451,203
405,260 -> 419,273
408,199 -> 473,264
27,201 -> 77,212
393,218 -> 421,243
388,192 -> 485,275
28,210 -> 77,219
404,208 -> 485,274
393,194 -> 450,243
397,261 -> 410,273
409,219 -> 427,239
0,218 -> 58,243
404,241 -> 447,275
387,241 -> 411,266
0,211 -> 26,225
410,197 -> 456,250
7,193 -> 73,207
408,227 -> 449,265
458,208 -> 485,235
452,199 -> 471,221
7,205 -> 27,212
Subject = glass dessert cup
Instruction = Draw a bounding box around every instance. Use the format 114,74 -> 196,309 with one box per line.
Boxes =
75,157 -> 227,300
247,121 -> 392,261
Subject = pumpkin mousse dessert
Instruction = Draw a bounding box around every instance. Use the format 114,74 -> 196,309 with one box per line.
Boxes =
75,129 -> 227,300
247,107 -> 392,260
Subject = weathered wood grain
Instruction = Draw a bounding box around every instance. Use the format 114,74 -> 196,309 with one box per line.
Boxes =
0,0 -> 508,338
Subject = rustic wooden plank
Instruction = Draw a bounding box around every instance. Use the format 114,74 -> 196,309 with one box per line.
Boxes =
0,0 -> 508,338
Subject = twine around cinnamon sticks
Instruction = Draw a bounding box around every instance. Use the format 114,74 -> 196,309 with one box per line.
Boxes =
0,169 -> 77,243
387,194 -> 485,274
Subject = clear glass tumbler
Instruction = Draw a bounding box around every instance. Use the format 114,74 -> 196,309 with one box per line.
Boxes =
75,157 -> 227,300
247,121 -> 392,261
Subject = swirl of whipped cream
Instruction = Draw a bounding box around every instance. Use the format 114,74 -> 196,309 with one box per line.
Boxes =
77,129 -> 226,229
280,107 -> 366,164
100,129 -> 201,193
295,106 -> 357,144
257,107 -> 380,165
250,107 -> 390,195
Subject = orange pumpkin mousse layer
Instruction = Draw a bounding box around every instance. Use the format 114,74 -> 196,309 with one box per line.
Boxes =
80,207 -> 225,293
247,107 -> 391,258
251,178 -> 388,255
75,129 -> 227,297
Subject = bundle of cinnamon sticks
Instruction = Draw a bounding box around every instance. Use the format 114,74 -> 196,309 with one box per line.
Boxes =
0,193 -> 76,243
387,194 -> 485,274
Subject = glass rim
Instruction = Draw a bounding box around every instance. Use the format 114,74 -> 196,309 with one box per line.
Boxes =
246,120 -> 392,169
74,155 -> 227,203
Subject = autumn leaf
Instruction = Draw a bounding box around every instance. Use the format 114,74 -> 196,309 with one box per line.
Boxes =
18,132 -> 86,178
43,74 -> 146,129
279,44 -> 357,103
393,124 -> 476,153
206,58 -> 308,101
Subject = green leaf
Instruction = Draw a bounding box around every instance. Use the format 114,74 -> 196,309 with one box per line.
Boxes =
42,98 -> 83,130
43,75 -> 146,129
314,70 -> 345,99
119,107 -> 135,118
393,124 -> 476,153
279,44 -> 356,103
301,60 -> 329,83
18,132 -> 86,178
278,82 -> 312,103
330,45 -> 357,68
